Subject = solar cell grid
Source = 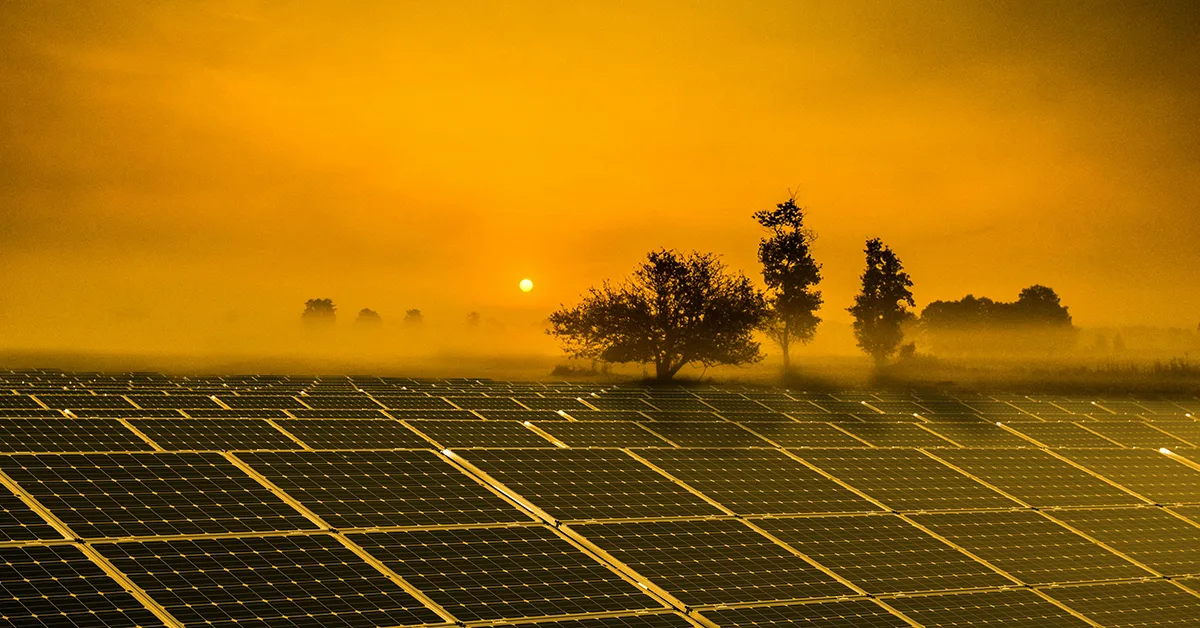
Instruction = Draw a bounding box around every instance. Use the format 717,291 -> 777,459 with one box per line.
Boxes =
474,409 -> 567,421
798,449 -> 1020,511
639,449 -> 881,515
0,394 -> 41,408
0,488 -> 60,541
910,510 -> 1150,584
238,449 -> 533,527
757,514 -> 1012,594
1004,422 -> 1122,448
698,599 -> 908,627
0,418 -> 151,452
447,396 -> 527,410
922,423 -> 1034,448
717,410 -> 793,422
352,525 -> 662,622
885,589 -> 1092,627
34,394 -> 136,409
183,408 -> 289,418
1,452 -> 317,538
130,418 -> 301,451
590,398 -> 657,411
388,408 -> 480,419
931,449 -> 1145,508
1059,449 -> 1200,504
218,395 -> 305,409
1081,422 -> 1190,449
127,394 -> 221,409
1150,421 -> 1200,445
514,396 -> 592,411
639,422 -> 772,447
0,544 -> 166,627
761,399 -> 827,413
1050,507 -> 1200,576
0,408 -> 65,418
534,421 -> 673,448
641,410 -> 724,422
574,518 -> 854,606
374,395 -> 457,410
287,408 -> 390,418
743,422 -> 868,448
835,422 -> 957,448
644,397 -> 711,412
566,410 -> 649,421
96,534 -> 445,628
1043,580 -> 1200,627
522,614 -> 695,627
295,395 -> 383,409
408,419 -> 556,448
276,419 -> 430,449
461,449 -> 724,520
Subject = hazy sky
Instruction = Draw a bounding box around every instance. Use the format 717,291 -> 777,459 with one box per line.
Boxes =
2,1 -> 1198,354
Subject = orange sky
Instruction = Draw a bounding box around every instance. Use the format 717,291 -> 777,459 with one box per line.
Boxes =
1,1 -> 1198,356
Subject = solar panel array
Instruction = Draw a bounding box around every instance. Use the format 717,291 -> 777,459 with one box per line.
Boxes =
1,369 -> 1199,627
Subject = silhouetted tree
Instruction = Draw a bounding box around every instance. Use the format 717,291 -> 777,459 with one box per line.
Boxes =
919,285 -> 1074,354
355,308 -> 382,326
404,309 -> 424,325
548,249 -> 769,381
466,311 -> 481,327
754,196 -> 822,370
848,238 -> 914,365
301,298 -> 337,325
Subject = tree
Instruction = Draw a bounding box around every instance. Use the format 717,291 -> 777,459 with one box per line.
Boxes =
754,196 -> 822,369
355,308 -> 382,326
466,311 -> 481,327
848,238 -> 914,365
301,298 -> 336,325
404,309 -> 424,325
548,249 -> 769,381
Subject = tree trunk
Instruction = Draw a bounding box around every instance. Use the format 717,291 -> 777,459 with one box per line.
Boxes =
655,359 -> 671,382
781,324 -> 791,371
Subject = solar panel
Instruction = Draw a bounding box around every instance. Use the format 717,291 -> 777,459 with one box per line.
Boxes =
298,395 -> 384,409
514,397 -> 594,411
638,449 -> 881,515
129,418 -> 301,451
218,394 -> 306,409
0,453 -> 317,537
645,397 -> 712,412
34,394 -> 136,409
565,410 -> 648,421
639,422 -> 772,447
922,423 -> 1034,448
276,419 -> 430,449
1149,421 -> 1200,446
239,449 -> 532,527
388,408 -> 480,419
641,410 -> 724,422
0,488 -> 60,541
835,423 -> 957,448
574,518 -> 854,606
351,526 -> 662,622
374,395 -> 457,410
799,449 -> 1019,511
1050,507 -> 1200,576
910,510 -> 1150,584
757,514 -> 1011,594
741,422 -> 867,448
1058,449 -> 1200,504
0,394 -> 43,409
460,449 -> 724,521
1003,422 -> 1122,448
0,408 -> 66,418
127,394 -> 221,409
1080,422 -> 1191,449
930,449 -> 1145,508
521,614 -> 696,627
534,421 -> 674,448
590,397 -> 656,411
852,412 -> 926,423
407,420 -> 556,448
448,396 -> 527,410
1042,580 -> 1200,627
697,599 -> 907,627
0,418 -> 151,452
885,589 -> 1092,627
288,408 -> 391,418
95,534 -> 446,627
184,408 -> 290,418
0,544 -> 166,627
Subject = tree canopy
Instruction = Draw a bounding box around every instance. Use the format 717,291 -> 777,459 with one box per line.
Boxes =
548,249 -> 769,381
355,308 -> 382,326
754,197 -> 822,369
847,238 -> 914,364
921,285 -> 1072,330
301,298 -> 336,325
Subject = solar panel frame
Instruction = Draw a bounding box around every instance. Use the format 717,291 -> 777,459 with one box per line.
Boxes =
407,419 -> 558,448
0,418 -> 152,452
129,418 -> 302,451
534,421 -> 675,448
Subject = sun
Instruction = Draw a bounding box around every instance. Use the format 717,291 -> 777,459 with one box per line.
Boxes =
519,278 -> 533,293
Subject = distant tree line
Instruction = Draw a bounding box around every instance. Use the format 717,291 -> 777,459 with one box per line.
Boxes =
548,191 -> 1075,380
